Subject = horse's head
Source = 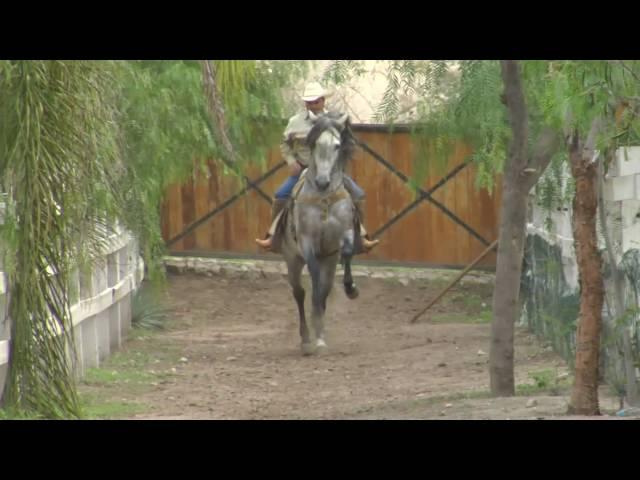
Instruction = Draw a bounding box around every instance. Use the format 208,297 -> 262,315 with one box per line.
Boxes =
305,111 -> 355,192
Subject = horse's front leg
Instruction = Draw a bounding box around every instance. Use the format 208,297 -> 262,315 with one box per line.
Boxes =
285,255 -> 312,355
301,239 -> 336,352
341,228 -> 359,299
313,258 -> 338,352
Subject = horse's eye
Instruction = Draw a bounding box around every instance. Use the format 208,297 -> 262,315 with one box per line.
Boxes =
334,145 -> 340,151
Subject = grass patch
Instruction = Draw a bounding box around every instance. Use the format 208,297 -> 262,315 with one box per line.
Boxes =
79,343 -> 176,391
430,312 -> 492,324
454,293 -> 487,310
515,369 -> 572,396
82,367 -> 161,386
79,393 -> 148,419
76,322 -> 180,417
417,277 -> 454,289
0,408 -> 45,420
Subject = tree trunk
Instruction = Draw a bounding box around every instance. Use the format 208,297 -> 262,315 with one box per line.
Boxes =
490,166 -> 528,395
490,61 -> 561,396
567,126 -> 605,415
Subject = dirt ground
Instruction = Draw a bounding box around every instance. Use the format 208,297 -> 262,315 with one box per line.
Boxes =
79,270 -> 628,420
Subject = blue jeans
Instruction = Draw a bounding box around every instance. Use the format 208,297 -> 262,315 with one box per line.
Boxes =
275,174 -> 301,199
275,174 -> 365,200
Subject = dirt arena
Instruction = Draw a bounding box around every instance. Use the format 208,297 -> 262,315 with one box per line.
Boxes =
79,269 -> 624,420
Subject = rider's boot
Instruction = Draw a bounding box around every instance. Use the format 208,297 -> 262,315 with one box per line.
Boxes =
354,199 -> 379,252
255,198 -> 288,250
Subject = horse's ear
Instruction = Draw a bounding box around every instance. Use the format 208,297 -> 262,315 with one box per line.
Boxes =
336,112 -> 350,130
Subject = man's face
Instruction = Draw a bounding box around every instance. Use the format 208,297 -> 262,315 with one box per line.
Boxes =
305,97 -> 325,114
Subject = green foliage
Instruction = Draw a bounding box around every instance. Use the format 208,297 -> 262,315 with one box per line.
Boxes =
535,150 -> 574,230
131,282 -> 170,330
321,60 -> 366,86
82,367 -> 158,385
0,407 -> 44,420
515,369 -> 571,396
212,60 -> 303,167
0,59 -> 307,418
530,369 -> 555,389
79,393 -> 147,419
397,61 -> 509,192
117,60 -> 307,279
525,60 -> 640,151
365,59 -> 640,400
0,61 -> 125,418
116,61 -> 211,279
366,60 -> 640,201
320,60 -> 640,205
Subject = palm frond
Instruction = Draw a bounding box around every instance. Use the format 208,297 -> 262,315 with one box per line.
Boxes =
0,61 -> 124,418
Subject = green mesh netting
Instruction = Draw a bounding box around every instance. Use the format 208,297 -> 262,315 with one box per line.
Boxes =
521,234 -> 640,388
521,234 -> 579,367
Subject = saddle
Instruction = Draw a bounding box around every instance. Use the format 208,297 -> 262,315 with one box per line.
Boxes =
271,171 -> 365,254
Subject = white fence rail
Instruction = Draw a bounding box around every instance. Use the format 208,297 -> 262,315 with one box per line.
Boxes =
0,224 -> 144,400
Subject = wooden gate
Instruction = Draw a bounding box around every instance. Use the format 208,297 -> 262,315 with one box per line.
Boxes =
161,125 -> 501,269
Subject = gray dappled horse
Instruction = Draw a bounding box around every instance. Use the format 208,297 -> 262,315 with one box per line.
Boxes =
279,111 -> 360,355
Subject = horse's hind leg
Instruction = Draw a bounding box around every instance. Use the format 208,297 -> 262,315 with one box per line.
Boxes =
341,228 -> 359,299
287,256 -> 312,355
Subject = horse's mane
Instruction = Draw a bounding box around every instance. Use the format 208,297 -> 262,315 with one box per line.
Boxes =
306,111 -> 356,164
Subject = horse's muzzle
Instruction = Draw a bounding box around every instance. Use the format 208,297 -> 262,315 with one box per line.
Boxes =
315,176 -> 330,191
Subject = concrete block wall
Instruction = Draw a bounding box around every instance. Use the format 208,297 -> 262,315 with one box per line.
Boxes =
0,222 -> 144,399
526,146 -> 640,377
528,161 -> 578,290
600,148 -> 640,261
528,147 -> 640,290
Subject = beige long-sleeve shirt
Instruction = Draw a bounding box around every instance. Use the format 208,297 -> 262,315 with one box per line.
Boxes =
280,109 -> 327,167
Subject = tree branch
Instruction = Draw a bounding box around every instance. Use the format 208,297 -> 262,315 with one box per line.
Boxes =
201,60 -> 238,163
585,116 -> 605,154
563,110 -> 575,145
522,127 -> 562,191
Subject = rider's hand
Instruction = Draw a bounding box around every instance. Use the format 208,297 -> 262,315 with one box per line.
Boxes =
289,161 -> 303,176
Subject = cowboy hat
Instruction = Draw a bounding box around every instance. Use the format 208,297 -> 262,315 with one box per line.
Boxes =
301,82 -> 333,102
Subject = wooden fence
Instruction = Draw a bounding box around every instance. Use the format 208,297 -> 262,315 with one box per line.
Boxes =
161,125 -> 502,269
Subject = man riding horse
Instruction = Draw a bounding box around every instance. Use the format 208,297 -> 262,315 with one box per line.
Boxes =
255,81 -> 379,253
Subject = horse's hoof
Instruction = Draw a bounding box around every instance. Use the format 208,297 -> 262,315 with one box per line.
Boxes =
345,285 -> 359,299
315,338 -> 328,354
301,343 -> 315,356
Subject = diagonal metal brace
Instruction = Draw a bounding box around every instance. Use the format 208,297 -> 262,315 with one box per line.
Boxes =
220,158 -> 274,204
357,140 -> 493,248
166,160 -> 286,248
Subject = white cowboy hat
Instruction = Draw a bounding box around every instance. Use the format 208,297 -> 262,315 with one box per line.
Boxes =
301,82 -> 333,102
